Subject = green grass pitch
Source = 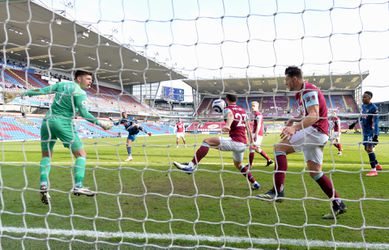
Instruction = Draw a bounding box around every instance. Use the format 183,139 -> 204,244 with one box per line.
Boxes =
0,133 -> 388,249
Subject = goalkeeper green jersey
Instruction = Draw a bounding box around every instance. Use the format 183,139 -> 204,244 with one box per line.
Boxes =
24,81 -> 98,124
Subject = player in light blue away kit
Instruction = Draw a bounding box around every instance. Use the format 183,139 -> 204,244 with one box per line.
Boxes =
112,112 -> 151,161
350,91 -> 382,176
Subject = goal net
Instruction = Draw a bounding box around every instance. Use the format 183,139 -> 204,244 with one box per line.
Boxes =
1,0 -> 389,249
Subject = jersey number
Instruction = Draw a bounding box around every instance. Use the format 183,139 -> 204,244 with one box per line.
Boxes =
235,113 -> 246,127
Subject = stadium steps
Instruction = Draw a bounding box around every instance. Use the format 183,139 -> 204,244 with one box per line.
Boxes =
0,117 -> 40,140
8,69 -> 47,88
3,70 -> 25,88
27,73 -> 49,88
142,123 -> 174,135
1,116 -> 176,141
5,69 -> 28,87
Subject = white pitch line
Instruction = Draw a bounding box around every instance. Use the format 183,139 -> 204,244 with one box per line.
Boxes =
1,226 -> 389,249
0,161 -> 370,167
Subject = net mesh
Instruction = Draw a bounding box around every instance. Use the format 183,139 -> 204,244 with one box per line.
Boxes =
0,0 -> 389,249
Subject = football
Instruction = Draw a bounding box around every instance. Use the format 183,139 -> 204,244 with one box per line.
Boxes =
212,99 -> 226,113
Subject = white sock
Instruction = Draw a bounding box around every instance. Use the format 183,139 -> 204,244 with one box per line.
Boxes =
188,161 -> 195,169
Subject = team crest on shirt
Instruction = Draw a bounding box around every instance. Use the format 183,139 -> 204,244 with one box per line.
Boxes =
306,95 -> 316,103
302,91 -> 319,107
81,100 -> 88,107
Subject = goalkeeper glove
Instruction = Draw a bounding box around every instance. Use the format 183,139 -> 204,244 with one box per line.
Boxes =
98,120 -> 113,130
372,135 -> 379,144
3,91 -> 22,104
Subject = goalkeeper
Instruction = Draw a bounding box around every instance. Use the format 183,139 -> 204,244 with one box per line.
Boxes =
111,112 -> 151,162
350,91 -> 382,176
4,70 -> 112,204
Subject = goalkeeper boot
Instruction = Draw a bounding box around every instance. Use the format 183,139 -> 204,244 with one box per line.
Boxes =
256,189 -> 284,202
73,187 -> 96,197
265,160 -> 274,167
375,164 -> 383,171
322,201 -> 347,220
125,155 -> 133,162
40,185 -> 51,205
337,151 -> 343,156
173,161 -> 196,174
251,181 -> 261,190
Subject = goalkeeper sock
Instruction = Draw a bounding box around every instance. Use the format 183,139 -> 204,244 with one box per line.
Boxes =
240,165 -> 256,183
74,157 -> 86,188
274,152 -> 287,192
315,173 -> 339,199
40,157 -> 51,186
249,151 -> 255,167
192,144 -> 210,165
127,146 -> 132,156
368,152 -> 378,169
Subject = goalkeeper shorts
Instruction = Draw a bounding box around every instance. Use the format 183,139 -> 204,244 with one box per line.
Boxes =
40,119 -> 83,152
289,126 -> 328,165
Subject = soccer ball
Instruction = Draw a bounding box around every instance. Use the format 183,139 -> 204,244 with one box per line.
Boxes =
212,99 -> 226,113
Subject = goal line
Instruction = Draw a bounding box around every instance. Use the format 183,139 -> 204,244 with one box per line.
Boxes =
1,226 -> 389,249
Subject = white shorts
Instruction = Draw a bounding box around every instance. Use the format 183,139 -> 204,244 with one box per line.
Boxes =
176,132 -> 185,139
330,132 -> 341,142
289,126 -> 329,165
218,137 -> 247,162
252,135 -> 263,147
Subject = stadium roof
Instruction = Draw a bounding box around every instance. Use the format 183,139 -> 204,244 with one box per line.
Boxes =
0,1 -> 184,85
184,73 -> 369,95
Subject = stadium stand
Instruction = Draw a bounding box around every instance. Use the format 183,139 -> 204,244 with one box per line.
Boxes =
344,95 -> 359,113
189,92 -> 360,134
1,67 -> 156,115
196,94 -> 359,119
0,116 -> 40,140
0,115 -> 174,141
195,97 -> 213,116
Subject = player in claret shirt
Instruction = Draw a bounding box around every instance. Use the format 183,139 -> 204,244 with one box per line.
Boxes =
173,94 -> 261,190
257,66 -> 346,220
329,111 -> 343,156
175,118 -> 186,148
248,101 -> 273,167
